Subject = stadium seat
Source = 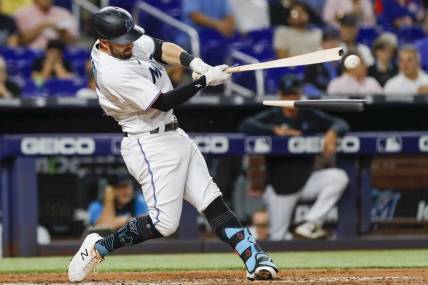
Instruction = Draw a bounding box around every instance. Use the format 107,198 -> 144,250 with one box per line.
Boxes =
144,0 -> 181,18
64,47 -> 90,77
0,47 -> 42,78
43,79 -> 84,97
228,29 -> 304,94
199,29 -> 242,65
21,80 -> 41,97
133,0 -> 181,40
416,38 -> 428,72
357,27 -> 380,46
398,26 -> 426,45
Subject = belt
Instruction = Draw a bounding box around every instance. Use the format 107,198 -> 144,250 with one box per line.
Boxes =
124,120 -> 178,137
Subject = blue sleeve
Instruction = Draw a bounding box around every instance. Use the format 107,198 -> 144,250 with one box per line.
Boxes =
239,110 -> 278,135
88,201 -> 103,225
310,111 -> 350,136
134,195 -> 148,216
182,0 -> 200,17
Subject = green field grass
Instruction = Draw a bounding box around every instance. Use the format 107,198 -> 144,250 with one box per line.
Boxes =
0,250 -> 427,273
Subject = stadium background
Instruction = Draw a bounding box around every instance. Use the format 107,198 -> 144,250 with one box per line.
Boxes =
0,0 -> 428,283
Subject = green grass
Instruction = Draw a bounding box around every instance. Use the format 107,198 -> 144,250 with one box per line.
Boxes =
0,250 -> 427,273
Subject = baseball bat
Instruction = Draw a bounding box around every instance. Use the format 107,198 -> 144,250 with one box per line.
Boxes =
226,47 -> 344,74
262,99 -> 367,112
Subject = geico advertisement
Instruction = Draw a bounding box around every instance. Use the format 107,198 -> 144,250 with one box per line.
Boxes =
419,135 -> 428,152
192,135 -> 229,154
21,137 -> 96,155
288,136 -> 360,154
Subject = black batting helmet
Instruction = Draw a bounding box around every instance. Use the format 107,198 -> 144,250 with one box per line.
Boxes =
92,6 -> 144,44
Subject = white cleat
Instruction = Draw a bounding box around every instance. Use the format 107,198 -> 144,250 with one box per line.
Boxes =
246,252 -> 278,281
294,222 -> 327,239
68,233 -> 104,282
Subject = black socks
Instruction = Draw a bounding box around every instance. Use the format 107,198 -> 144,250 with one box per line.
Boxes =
95,215 -> 162,257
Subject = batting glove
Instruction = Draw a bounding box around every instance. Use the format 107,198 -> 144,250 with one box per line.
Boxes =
204,65 -> 230,86
189,58 -> 212,74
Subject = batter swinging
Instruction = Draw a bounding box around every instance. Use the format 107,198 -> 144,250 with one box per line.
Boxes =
68,6 -> 278,282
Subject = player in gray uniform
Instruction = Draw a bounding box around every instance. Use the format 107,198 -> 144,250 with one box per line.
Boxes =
68,7 -> 278,282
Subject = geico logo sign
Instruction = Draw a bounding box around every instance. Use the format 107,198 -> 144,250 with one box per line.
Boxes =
192,136 -> 229,154
21,137 -> 96,155
419,136 -> 428,152
288,136 -> 360,153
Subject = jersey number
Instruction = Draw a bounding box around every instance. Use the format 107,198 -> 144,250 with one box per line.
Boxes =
149,65 -> 162,84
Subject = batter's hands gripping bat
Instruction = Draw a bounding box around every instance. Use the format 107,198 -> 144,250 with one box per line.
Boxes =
262,99 -> 368,112
225,47 -> 344,73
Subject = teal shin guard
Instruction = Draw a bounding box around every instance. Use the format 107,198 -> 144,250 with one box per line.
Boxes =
204,197 -> 277,276
224,227 -> 276,274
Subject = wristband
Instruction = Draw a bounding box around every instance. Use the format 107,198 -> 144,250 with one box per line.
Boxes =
180,51 -> 195,67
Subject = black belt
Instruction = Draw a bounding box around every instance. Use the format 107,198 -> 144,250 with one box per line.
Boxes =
124,121 -> 178,137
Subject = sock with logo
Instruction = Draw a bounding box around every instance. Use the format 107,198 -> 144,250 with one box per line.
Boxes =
94,215 -> 162,257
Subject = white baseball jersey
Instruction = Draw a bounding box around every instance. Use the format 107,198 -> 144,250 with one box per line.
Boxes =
90,35 -> 174,133
90,34 -> 222,237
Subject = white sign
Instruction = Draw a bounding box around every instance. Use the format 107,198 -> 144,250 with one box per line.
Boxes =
21,137 -> 95,155
288,136 -> 360,154
192,136 -> 229,154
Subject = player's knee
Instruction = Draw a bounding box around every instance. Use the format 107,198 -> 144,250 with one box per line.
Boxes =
329,168 -> 349,192
155,220 -> 180,237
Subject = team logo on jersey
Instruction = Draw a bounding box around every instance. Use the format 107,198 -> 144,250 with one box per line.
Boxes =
149,63 -> 162,84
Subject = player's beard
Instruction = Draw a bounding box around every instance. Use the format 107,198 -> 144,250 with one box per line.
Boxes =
109,44 -> 133,60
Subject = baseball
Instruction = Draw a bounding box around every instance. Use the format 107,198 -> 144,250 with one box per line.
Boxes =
344,55 -> 361,69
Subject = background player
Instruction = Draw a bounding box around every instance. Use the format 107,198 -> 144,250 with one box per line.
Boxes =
68,6 -> 278,282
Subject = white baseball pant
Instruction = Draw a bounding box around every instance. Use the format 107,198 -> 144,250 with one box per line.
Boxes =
121,128 -> 222,237
264,168 -> 349,240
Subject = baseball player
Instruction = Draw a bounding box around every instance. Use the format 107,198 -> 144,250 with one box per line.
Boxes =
68,7 -> 278,282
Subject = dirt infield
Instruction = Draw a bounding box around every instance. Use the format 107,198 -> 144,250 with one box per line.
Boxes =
0,269 -> 427,284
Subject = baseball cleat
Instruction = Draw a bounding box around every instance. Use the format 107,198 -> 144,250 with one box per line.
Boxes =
68,233 -> 104,282
246,252 -> 278,281
294,222 -> 327,239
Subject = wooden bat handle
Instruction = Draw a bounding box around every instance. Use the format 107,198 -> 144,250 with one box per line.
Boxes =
225,66 -> 240,74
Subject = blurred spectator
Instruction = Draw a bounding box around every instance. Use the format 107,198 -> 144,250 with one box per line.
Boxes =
249,208 -> 269,241
269,0 -> 323,27
368,34 -> 399,87
1,0 -> 31,15
182,0 -> 235,38
88,175 -> 148,230
0,0 -> 19,46
339,14 -> 374,66
303,28 -> 341,97
327,52 -> 383,95
229,0 -> 269,34
239,77 -> 349,240
384,46 -> 428,95
299,0 -> 326,16
0,56 -> 21,97
274,2 -> 322,58
15,0 -> 78,49
378,0 -> 424,30
323,0 -> 376,28
31,39 -> 73,85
